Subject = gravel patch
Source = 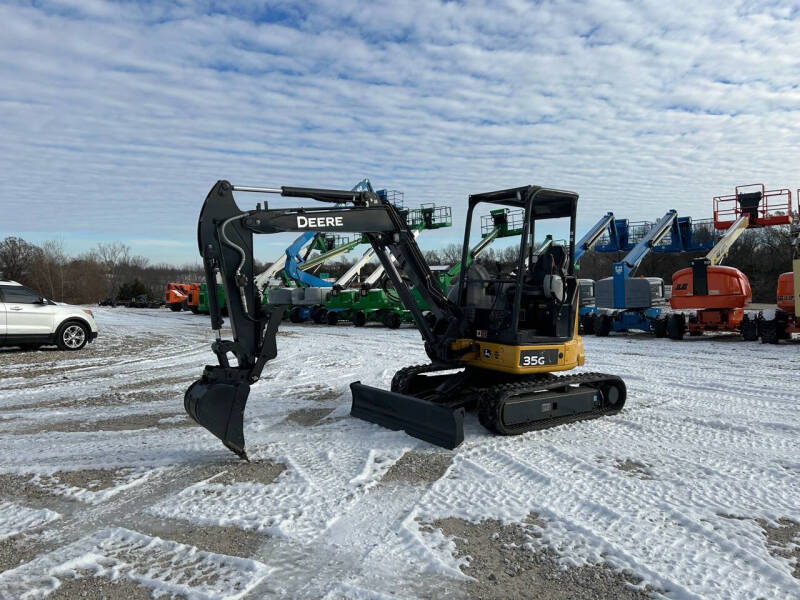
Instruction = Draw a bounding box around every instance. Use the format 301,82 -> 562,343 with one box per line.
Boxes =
758,518 -> 800,579
284,408 -> 335,426
0,473 -> 58,502
0,334 -> 165,373
0,532 -> 49,574
614,459 -> 653,479
294,385 -> 342,403
191,459 -> 286,487
0,468 -> 145,502
381,451 -> 453,485
119,375 -> 195,393
0,390 -> 177,413
46,573 -> 161,600
431,515 -> 656,600
132,516 -> 267,559
49,469 -> 120,491
12,412 -> 193,435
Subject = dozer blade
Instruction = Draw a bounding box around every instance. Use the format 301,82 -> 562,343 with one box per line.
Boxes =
350,382 -> 464,449
185,379 -> 250,461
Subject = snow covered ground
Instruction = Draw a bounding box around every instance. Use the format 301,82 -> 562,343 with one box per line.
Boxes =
0,307 -> 798,599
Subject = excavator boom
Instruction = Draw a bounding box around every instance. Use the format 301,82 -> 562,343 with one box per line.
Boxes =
186,181 -> 460,457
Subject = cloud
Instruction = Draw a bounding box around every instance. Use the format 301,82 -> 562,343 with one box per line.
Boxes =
0,0 -> 799,264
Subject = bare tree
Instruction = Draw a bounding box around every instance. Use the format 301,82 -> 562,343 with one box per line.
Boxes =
0,236 -> 40,283
32,240 -> 67,301
93,241 -> 131,299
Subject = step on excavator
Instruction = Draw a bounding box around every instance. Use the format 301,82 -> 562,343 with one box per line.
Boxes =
185,181 -> 626,459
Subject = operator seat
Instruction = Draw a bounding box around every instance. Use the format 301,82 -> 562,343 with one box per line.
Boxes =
527,245 -> 567,302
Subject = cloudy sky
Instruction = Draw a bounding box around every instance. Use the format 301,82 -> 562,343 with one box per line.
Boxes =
1,0 -> 799,263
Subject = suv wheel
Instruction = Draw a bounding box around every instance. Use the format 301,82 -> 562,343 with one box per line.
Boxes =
56,321 -> 88,351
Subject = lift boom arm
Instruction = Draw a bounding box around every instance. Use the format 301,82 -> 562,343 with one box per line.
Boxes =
575,212 -> 615,264
705,214 -> 749,266
619,210 -> 678,276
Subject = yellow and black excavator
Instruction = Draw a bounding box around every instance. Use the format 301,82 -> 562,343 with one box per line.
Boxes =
185,181 -> 626,459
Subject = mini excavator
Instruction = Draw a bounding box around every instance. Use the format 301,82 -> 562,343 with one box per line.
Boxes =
185,181 -> 626,459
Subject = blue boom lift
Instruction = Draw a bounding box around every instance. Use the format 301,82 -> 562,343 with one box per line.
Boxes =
592,209 -> 680,336
574,212 -> 619,333
575,210 -> 715,334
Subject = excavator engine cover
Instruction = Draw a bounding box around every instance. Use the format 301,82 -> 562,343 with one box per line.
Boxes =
185,377 -> 250,460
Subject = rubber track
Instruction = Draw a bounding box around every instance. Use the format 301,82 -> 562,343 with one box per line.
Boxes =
391,363 -> 557,407
477,371 -> 627,436
390,364 -> 450,394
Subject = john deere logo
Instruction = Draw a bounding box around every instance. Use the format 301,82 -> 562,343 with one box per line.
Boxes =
297,216 -> 344,228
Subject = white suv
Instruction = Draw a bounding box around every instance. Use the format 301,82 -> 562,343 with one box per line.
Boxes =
0,280 -> 99,351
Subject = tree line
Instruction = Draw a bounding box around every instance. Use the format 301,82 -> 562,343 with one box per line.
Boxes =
0,237 -> 205,304
1,224 -> 793,305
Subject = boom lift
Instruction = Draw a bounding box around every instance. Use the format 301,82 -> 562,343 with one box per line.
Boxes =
666,183 -> 795,341
197,281 -> 225,315
324,228 -> 425,327
760,191 -> 800,343
573,211 -> 714,335
573,212 -> 616,334
593,210 -> 678,336
667,214 -> 756,339
651,217 -> 716,253
283,233 -> 369,322
264,182 -> 400,322
164,283 -> 193,312
184,283 -> 202,314
185,181 -> 626,459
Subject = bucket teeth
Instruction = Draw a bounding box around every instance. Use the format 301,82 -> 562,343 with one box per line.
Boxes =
224,442 -> 249,462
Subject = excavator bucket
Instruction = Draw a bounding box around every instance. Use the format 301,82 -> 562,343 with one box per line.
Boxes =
185,378 -> 251,461
350,382 -> 465,449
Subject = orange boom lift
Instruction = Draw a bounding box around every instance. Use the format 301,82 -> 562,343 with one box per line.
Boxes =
164,283 -> 194,312
760,190 -> 800,343
666,184 -> 794,340
183,283 -> 201,314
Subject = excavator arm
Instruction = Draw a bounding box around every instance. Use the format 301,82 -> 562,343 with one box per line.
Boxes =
186,180 -> 461,458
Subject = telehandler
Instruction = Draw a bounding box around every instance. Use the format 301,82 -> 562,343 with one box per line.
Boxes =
185,181 -> 626,459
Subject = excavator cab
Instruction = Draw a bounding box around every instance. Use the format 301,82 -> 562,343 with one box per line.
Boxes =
454,188 -> 579,347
